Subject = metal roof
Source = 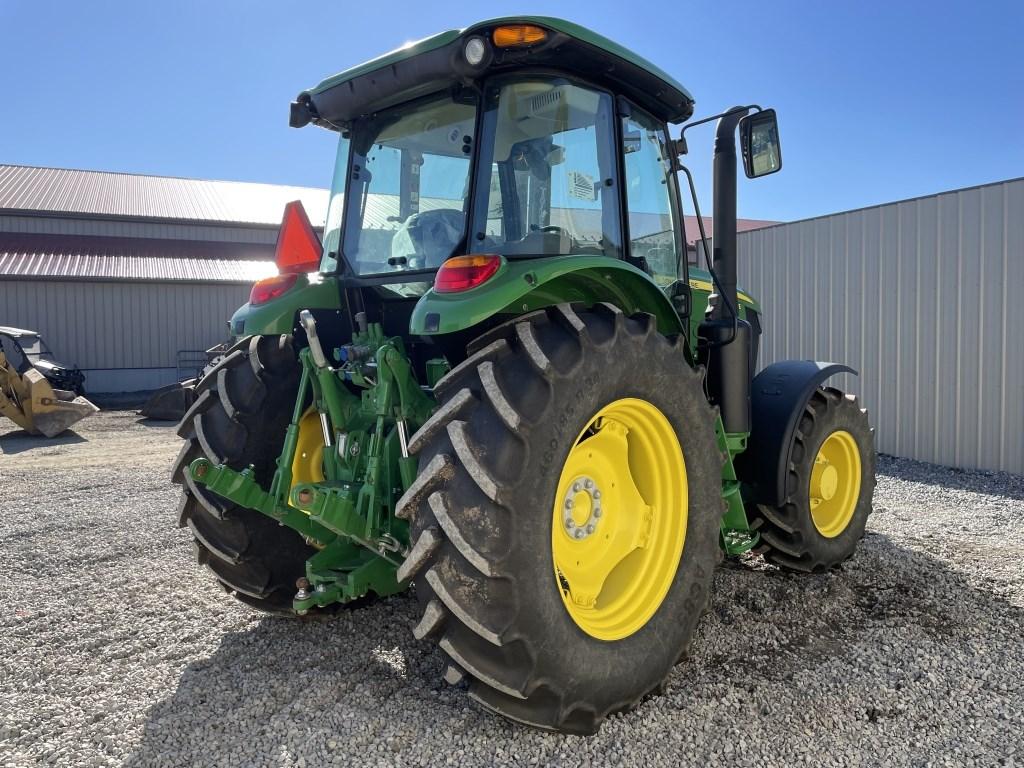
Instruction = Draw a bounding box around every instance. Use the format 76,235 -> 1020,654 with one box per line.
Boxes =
0,164 -> 329,227
685,216 -> 781,245
0,235 -> 276,283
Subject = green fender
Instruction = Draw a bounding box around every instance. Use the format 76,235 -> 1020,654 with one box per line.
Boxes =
409,256 -> 685,340
229,274 -> 342,337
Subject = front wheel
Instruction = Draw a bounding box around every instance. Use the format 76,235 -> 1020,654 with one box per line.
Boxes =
396,304 -> 723,734
750,387 -> 876,572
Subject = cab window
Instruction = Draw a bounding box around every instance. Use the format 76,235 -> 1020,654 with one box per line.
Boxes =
622,108 -> 681,287
0,335 -> 28,373
343,95 -> 477,275
472,79 -> 622,259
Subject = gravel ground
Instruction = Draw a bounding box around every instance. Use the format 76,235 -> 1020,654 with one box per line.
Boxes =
1,410 -> 1022,767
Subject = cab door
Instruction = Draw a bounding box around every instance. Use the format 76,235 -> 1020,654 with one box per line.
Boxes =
620,105 -> 689,320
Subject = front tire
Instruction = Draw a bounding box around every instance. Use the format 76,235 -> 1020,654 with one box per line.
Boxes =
750,387 -> 875,572
396,304 -> 723,734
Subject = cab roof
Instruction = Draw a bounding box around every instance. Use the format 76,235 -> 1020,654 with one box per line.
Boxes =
291,17 -> 695,129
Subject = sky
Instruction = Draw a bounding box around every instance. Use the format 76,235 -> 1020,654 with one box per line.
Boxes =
1,0 -> 1022,223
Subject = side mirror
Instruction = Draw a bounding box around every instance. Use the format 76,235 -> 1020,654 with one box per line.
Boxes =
739,108 -> 782,178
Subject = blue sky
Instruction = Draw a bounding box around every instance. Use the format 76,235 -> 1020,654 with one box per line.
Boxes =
1,0 -> 1021,222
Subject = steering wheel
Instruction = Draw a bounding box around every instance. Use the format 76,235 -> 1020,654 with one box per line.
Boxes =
537,225 -> 569,236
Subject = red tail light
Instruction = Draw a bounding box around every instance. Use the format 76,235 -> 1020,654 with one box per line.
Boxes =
275,200 -> 321,273
435,254 -> 502,293
250,272 -> 299,305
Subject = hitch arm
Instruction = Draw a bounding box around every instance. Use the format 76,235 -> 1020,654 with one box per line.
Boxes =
188,458 -> 336,546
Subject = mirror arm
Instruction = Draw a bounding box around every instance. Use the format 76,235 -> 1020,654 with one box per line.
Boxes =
678,104 -> 762,148
678,162 -> 737,324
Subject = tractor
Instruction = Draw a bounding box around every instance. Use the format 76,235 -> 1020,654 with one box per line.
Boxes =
172,17 -> 875,735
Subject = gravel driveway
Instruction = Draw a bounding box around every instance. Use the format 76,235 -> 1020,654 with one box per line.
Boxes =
1,411 -> 1022,767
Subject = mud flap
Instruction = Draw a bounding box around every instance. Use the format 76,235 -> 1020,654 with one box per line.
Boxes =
735,360 -> 856,507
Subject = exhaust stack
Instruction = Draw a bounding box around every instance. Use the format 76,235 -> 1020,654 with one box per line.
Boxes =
697,107 -> 752,434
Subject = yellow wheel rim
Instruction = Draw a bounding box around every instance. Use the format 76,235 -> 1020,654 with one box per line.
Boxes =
291,408 -> 325,489
551,398 -> 687,641
809,429 -> 861,538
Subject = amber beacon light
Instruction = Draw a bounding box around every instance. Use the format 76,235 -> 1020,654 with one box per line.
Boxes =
492,24 -> 547,47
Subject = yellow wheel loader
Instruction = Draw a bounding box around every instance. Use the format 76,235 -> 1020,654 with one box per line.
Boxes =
0,350 -> 97,437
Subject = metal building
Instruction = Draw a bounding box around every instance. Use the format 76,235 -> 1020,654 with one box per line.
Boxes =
737,177 -> 1024,475
0,165 -> 327,393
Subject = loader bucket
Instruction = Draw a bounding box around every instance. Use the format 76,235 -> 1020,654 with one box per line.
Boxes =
140,379 -> 197,421
0,356 -> 98,437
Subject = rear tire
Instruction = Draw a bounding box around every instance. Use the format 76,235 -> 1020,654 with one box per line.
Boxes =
171,335 -> 315,615
749,386 -> 875,572
396,304 -> 723,734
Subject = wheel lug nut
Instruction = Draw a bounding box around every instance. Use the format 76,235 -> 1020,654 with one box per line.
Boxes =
593,507 -> 602,518
585,479 -> 593,489
593,490 -> 601,499
565,518 -> 575,528
586,524 -> 595,534
565,499 -> 573,509
573,481 -> 581,492
574,529 -> 585,539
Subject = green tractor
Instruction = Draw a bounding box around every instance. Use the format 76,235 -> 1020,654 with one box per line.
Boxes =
173,18 -> 875,734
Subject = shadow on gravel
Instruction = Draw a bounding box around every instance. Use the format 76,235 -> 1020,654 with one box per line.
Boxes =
877,453 -> 1024,501
0,429 -> 86,454
125,535 -> 1024,765
135,417 -> 179,429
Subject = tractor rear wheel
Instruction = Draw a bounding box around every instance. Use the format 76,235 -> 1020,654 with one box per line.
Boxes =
396,304 -> 723,734
750,387 -> 875,572
171,334 -> 316,614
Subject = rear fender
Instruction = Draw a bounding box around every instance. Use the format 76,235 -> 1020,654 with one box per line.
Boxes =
409,256 -> 685,340
230,274 -> 342,337
736,360 -> 857,507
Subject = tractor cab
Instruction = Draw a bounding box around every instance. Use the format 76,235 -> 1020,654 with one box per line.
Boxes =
320,74 -> 683,288
304,20 -> 694,294
240,18 -> 775,354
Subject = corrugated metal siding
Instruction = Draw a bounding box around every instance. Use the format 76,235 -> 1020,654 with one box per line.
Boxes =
0,252 -> 275,282
737,178 -> 1024,475
0,280 -> 249,370
0,234 -> 276,282
0,165 -> 329,226
0,214 -> 282,243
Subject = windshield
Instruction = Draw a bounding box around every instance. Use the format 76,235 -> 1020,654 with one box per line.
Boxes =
338,93 -> 477,277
